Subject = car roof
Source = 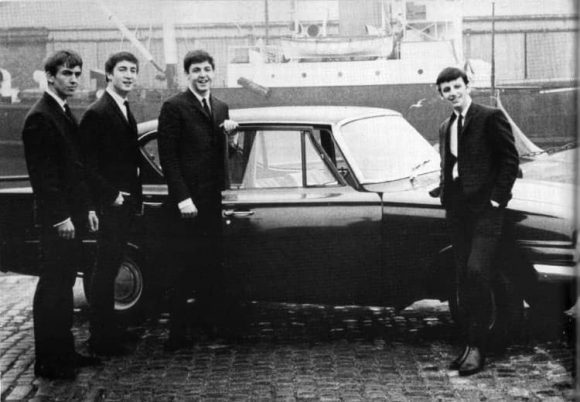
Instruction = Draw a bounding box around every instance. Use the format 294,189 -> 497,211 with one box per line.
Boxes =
230,106 -> 401,125
137,106 -> 402,136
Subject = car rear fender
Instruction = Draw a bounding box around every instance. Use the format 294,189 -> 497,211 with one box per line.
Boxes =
0,182 -> 40,275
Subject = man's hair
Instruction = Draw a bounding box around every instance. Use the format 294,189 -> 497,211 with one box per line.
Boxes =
105,51 -> 139,78
183,50 -> 214,73
435,67 -> 469,92
44,50 -> 83,76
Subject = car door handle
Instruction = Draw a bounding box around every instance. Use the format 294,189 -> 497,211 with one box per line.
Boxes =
223,209 -> 255,217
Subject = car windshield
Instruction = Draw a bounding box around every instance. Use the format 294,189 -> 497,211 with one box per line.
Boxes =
339,115 -> 440,184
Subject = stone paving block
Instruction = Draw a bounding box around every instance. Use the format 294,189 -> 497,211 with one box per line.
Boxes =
4,384 -> 33,401
0,275 -> 576,402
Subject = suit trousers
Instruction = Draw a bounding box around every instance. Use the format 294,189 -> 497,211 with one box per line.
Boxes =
89,202 -> 135,342
445,182 -> 505,349
34,225 -> 82,367
166,202 -> 230,335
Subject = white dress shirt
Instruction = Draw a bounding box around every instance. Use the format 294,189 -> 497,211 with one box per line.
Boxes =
450,100 -> 472,179
45,88 -> 68,113
189,87 -> 211,113
106,87 -> 129,120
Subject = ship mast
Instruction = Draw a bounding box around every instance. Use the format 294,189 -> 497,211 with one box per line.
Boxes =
264,0 -> 270,45
95,0 -> 164,75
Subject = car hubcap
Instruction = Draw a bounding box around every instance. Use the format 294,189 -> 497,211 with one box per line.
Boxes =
114,257 -> 143,311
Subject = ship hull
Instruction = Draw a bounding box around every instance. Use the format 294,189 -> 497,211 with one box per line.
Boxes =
0,82 -> 575,177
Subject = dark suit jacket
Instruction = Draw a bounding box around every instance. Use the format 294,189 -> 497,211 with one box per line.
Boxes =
22,92 -> 92,226
157,90 -> 229,210
79,92 -> 142,209
437,102 -> 519,209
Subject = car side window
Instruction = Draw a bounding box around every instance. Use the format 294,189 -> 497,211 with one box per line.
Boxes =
305,135 -> 338,186
139,135 -> 165,184
312,128 -> 355,187
228,131 -> 252,187
230,128 -> 338,189
142,137 -> 161,169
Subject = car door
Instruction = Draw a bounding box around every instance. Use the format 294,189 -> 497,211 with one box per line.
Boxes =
223,125 -> 383,305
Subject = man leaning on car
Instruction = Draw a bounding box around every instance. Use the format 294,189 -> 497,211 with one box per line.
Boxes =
431,67 -> 519,376
157,49 -> 241,351
21,50 -> 101,380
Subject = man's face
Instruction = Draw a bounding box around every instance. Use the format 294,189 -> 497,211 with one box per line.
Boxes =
186,61 -> 214,96
439,77 -> 471,112
107,60 -> 138,97
47,65 -> 82,100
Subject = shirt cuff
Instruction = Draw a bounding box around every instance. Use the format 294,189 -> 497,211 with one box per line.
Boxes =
53,217 -> 71,227
178,198 -> 194,211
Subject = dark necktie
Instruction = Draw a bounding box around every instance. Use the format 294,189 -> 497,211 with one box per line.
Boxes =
202,98 -> 212,119
63,103 -> 75,124
124,100 -> 137,130
457,114 -> 463,138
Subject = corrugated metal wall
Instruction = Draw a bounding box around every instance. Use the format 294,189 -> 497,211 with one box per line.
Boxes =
465,29 -> 576,84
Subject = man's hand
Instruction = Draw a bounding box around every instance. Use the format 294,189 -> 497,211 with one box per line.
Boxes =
490,200 -> 500,208
113,192 -> 124,206
88,211 -> 99,232
179,202 -> 198,219
220,119 -> 239,134
429,186 -> 441,198
56,220 -> 75,239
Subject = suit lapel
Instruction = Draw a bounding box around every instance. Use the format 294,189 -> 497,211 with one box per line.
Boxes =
185,89 -> 214,123
104,91 -> 135,132
208,95 -> 218,124
126,107 -> 138,134
442,115 -> 453,153
41,93 -> 83,165
461,103 -> 478,136
43,93 -> 76,129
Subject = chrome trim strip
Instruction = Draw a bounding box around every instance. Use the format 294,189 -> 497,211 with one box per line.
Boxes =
534,263 -> 577,282
519,240 -> 574,248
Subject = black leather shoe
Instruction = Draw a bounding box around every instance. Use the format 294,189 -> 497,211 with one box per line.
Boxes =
73,352 -> 102,367
449,346 -> 470,370
35,363 -> 76,380
458,346 -> 485,376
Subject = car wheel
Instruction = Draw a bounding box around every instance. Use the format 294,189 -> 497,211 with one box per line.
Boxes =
83,250 -> 158,323
448,271 -> 524,349
114,254 -> 145,317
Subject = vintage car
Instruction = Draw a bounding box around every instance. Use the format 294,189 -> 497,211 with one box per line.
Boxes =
0,106 -> 576,335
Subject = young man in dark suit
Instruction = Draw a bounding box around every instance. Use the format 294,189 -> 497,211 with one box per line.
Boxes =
79,51 -> 142,356
158,49 -> 239,350
22,50 -> 100,380
432,67 -> 519,376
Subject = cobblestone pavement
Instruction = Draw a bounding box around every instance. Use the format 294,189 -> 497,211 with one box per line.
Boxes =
1,274 -> 576,401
